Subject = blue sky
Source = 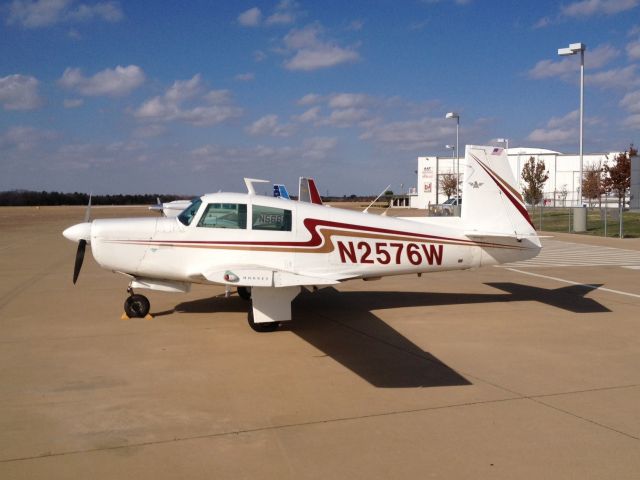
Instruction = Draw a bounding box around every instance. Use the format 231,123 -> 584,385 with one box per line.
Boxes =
1,0 -> 639,195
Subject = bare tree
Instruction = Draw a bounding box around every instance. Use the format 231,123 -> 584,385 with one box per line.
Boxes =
439,174 -> 458,200
582,162 -> 605,207
603,145 -> 636,208
521,157 -> 549,206
558,185 -> 568,207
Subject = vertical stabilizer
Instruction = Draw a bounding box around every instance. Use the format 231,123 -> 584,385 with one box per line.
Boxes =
273,184 -> 291,199
462,145 -> 537,238
298,177 -> 323,205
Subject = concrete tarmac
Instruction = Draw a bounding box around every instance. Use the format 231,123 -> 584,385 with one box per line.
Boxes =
1,206 -> 640,479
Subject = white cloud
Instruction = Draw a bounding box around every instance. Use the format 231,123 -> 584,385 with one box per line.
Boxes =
526,111 -> 578,144
59,65 -> 145,97
622,113 -> 640,128
0,125 -> 56,151
190,136 -> 337,170
532,16 -> 551,29
301,136 -> 337,160
234,72 -> 255,81
6,0 -> 123,28
528,44 -> 619,80
321,108 -> 369,127
586,65 -> 639,89
283,24 -> 360,71
296,93 -> 322,105
328,93 -> 369,109
246,114 -> 294,137
266,0 -> 298,26
561,0 -> 639,17
66,1 -> 122,22
627,39 -> 640,60
238,7 -> 261,26
293,106 -> 320,123
266,12 -> 295,25
134,74 -> 242,127
620,90 -> 640,112
63,98 -> 83,108
359,117 -> 456,151
0,74 -> 43,110
132,124 -> 167,138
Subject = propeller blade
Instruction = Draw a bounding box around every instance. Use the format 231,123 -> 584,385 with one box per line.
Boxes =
83,194 -> 92,223
73,239 -> 86,284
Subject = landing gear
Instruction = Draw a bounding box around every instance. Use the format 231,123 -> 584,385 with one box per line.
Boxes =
124,288 -> 150,318
247,307 -> 279,333
237,286 -> 252,301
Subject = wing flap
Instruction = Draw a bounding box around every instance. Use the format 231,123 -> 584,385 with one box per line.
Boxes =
195,266 -> 343,287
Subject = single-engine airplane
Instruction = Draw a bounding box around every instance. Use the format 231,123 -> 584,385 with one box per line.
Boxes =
63,146 -> 541,332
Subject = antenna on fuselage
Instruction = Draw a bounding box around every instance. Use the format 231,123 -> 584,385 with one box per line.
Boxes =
363,184 -> 391,214
244,178 -> 269,195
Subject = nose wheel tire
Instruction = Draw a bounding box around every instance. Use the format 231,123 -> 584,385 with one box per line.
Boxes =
124,294 -> 150,318
247,308 -> 279,332
237,286 -> 252,301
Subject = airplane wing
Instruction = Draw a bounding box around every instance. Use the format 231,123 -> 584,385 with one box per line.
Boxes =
191,266 -> 349,287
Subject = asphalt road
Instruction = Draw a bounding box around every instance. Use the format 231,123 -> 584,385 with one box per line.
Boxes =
1,206 -> 639,479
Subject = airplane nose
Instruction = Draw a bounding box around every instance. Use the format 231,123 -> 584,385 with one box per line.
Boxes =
63,222 -> 92,244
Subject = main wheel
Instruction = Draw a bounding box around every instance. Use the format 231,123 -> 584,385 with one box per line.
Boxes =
247,308 -> 279,332
124,294 -> 150,318
237,286 -> 252,301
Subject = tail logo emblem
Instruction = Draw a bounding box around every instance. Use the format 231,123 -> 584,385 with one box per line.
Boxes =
468,181 -> 484,189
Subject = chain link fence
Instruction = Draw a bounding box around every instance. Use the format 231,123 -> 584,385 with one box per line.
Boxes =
527,205 -> 638,238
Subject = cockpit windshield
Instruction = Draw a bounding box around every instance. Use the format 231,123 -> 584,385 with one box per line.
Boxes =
177,197 -> 203,226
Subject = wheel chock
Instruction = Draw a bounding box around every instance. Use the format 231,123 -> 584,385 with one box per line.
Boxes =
121,312 -> 130,320
144,314 -> 153,320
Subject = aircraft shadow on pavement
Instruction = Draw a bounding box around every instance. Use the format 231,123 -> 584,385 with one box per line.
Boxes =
172,291 -> 470,389
170,281 -> 609,388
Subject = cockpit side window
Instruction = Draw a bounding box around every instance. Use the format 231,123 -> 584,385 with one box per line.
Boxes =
178,198 -> 202,226
197,203 -> 247,229
252,205 -> 292,231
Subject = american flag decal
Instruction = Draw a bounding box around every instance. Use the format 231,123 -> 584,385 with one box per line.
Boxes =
491,147 -> 503,155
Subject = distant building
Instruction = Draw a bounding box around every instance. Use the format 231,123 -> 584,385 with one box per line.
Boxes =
410,147 -> 636,209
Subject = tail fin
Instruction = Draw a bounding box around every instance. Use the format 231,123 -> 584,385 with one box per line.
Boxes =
273,184 -> 291,199
298,177 -> 323,205
462,145 -> 537,238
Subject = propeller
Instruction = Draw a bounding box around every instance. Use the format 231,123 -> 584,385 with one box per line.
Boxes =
69,194 -> 92,284
73,239 -> 87,284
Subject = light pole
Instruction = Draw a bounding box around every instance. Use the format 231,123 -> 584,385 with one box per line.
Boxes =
558,42 -> 586,207
445,112 -> 460,205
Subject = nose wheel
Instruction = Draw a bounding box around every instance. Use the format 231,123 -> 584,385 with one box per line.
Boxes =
124,288 -> 150,318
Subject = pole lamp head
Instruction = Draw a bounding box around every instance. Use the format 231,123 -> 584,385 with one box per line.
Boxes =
445,112 -> 459,120
558,43 -> 586,56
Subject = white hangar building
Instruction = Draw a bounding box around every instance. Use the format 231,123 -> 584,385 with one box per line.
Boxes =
410,147 -> 639,209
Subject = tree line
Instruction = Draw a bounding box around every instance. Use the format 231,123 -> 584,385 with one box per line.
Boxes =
0,191 -> 190,207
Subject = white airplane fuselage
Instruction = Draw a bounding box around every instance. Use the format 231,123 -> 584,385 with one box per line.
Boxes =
88,193 -> 539,286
